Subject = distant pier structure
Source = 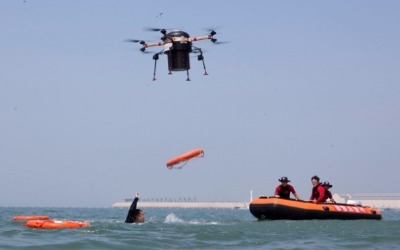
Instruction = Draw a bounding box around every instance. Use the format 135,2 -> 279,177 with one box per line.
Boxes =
112,191 -> 254,209
333,193 -> 400,209
112,201 -> 248,209
113,192 -> 400,209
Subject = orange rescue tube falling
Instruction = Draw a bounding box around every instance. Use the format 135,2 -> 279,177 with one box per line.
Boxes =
166,148 -> 204,169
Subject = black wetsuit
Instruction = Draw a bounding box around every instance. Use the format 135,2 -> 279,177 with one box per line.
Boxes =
125,197 -> 139,223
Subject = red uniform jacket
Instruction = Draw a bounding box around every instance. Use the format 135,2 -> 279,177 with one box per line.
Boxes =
310,184 -> 325,203
275,184 -> 297,198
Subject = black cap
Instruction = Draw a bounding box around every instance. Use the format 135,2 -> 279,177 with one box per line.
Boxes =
322,181 -> 333,188
278,177 -> 290,182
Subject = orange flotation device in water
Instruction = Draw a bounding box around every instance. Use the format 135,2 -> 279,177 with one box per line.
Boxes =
166,148 -> 204,169
25,219 -> 90,229
13,215 -> 50,221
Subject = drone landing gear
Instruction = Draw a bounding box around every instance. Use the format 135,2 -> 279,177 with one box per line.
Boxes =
152,60 -> 157,81
152,53 -> 161,81
151,47 -> 209,81
186,70 -> 190,81
194,47 -> 208,76
198,54 -> 208,76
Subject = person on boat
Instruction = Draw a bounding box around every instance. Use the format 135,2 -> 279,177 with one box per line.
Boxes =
125,192 -> 145,223
274,176 -> 300,200
309,175 -> 325,203
321,181 -> 335,203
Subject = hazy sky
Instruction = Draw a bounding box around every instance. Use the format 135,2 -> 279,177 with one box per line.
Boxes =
1,0 -> 399,207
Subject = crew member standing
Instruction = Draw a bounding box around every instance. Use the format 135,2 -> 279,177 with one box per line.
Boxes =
274,176 -> 300,200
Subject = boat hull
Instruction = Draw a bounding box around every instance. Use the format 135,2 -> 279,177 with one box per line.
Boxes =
249,197 -> 382,220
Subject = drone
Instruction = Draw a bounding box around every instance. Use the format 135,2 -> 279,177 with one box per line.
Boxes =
126,28 -> 222,81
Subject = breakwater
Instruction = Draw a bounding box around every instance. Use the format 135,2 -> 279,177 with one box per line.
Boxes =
112,201 -> 248,209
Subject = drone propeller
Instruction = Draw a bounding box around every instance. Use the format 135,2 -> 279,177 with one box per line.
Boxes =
139,47 -> 157,54
211,39 -> 230,45
204,28 -> 229,44
143,27 -> 169,35
144,27 -> 164,32
124,39 -> 146,45
205,26 -> 221,32
124,39 -> 152,53
140,50 -> 153,54
206,30 -> 228,45
191,49 -> 207,54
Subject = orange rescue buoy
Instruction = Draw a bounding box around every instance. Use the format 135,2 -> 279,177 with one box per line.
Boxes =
13,215 -> 50,221
166,148 -> 204,169
25,219 -> 90,229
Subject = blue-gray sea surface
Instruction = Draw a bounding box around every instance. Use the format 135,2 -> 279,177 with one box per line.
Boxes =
1,207 -> 399,249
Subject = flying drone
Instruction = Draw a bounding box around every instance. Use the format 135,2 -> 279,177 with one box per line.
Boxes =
126,28 -> 222,81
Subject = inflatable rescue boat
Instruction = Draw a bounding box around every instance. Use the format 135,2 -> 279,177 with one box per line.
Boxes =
249,197 -> 382,220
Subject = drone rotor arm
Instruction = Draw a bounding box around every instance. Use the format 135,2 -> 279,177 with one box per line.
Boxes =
142,41 -> 165,48
190,35 -> 213,42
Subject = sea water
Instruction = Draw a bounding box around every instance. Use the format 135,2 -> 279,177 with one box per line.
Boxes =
1,207 -> 400,249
